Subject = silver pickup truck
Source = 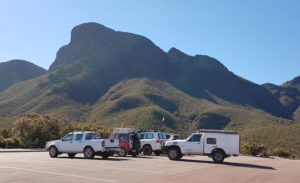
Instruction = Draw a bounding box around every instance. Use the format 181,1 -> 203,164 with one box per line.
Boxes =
45,131 -> 119,159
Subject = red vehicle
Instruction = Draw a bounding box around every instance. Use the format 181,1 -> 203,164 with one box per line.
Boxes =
113,128 -> 141,157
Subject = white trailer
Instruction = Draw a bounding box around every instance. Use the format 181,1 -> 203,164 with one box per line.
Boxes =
163,130 -> 240,163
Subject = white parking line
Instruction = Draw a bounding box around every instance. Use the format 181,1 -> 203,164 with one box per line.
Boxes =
0,166 -> 118,182
1,159 -> 162,174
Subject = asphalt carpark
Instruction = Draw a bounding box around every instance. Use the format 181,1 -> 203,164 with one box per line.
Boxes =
0,151 -> 299,183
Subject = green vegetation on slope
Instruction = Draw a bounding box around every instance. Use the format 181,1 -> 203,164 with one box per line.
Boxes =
0,74 -> 91,122
240,124 -> 300,158
88,78 -> 292,134
0,60 -> 47,92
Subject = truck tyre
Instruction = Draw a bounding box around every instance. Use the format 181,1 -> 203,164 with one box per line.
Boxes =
212,150 -> 225,163
101,152 -> 110,159
68,153 -> 76,158
49,146 -> 59,158
118,148 -> 127,157
168,147 -> 181,160
84,147 -> 95,159
154,151 -> 161,156
142,145 -> 152,156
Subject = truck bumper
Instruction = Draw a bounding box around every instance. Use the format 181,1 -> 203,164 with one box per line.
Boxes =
104,147 -> 120,152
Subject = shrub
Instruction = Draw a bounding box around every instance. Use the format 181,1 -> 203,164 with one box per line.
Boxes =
0,128 -> 12,138
270,148 -> 290,158
0,137 -> 4,148
0,138 -> 19,148
240,143 -> 268,156
13,113 -> 61,147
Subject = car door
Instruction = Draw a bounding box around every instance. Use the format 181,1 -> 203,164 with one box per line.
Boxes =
70,133 -> 84,153
59,134 -> 75,153
119,134 -> 129,152
184,134 -> 203,154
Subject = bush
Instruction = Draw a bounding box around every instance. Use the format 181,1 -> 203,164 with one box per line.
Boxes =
13,113 -> 61,147
240,143 -> 268,156
0,128 -> 12,138
270,148 -> 290,158
0,138 -> 21,148
0,137 -> 4,148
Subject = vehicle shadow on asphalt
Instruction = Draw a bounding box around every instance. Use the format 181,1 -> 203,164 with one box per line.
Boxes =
179,159 -> 275,170
57,156 -> 130,161
125,156 -> 156,159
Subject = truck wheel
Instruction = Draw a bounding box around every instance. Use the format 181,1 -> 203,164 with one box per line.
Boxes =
68,153 -> 76,158
118,148 -> 127,157
84,147 -> 95,159
101,152 -> 110,159
154,151 -> 161,156
49,146 -> 59,158
168,147 -> 181,160
142,145 -> 152,155
212,150 -> 225,163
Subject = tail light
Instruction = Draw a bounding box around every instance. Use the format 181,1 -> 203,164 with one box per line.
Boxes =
156,140 -> 161,143
102,141 -> 105,147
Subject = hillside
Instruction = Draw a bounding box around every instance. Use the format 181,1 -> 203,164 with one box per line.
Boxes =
0,22 -> 297,133
241,124 -> 300,157
263,76 -> 300,120
45,22 -> 288,118
0,60 -> 47,92
88,78 -> 292,134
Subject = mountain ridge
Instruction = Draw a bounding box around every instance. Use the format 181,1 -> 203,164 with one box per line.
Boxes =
0,22 -> 299,130
0,59 -> 47,92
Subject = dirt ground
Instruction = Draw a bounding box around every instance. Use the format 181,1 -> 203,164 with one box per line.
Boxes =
0,152 -> 299,183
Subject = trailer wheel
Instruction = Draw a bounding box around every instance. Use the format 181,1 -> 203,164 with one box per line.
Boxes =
142,145 -> 152,156
118,148 -> 127,157
68,153 -> 76,158
84,147 -> 95,159
167,147 -> 181,160
212,150 -> 225,163
49,146 -> 59,158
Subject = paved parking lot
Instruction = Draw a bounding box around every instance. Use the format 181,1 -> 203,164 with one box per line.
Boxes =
0,152 -> 299,183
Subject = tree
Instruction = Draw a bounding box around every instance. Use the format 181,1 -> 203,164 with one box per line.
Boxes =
0,128 -> 12,138
13,113 -> 61,147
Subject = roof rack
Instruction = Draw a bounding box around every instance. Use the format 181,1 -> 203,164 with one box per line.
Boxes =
197,129 -> 238,134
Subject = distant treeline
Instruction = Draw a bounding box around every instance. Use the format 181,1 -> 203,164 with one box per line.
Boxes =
0,113 -> 112,148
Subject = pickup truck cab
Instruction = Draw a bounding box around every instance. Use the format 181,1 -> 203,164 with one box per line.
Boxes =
164,130 -> 240,163
140,131 -> 167,156
45,131 -> 119,159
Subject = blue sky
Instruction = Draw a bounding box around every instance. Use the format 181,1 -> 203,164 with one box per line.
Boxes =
0,0 -> 299,85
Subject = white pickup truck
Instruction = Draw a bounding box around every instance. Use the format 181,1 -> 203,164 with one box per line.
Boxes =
163,130 -> 240,163
45,131 -> 119,159
140,132 -> 167,156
